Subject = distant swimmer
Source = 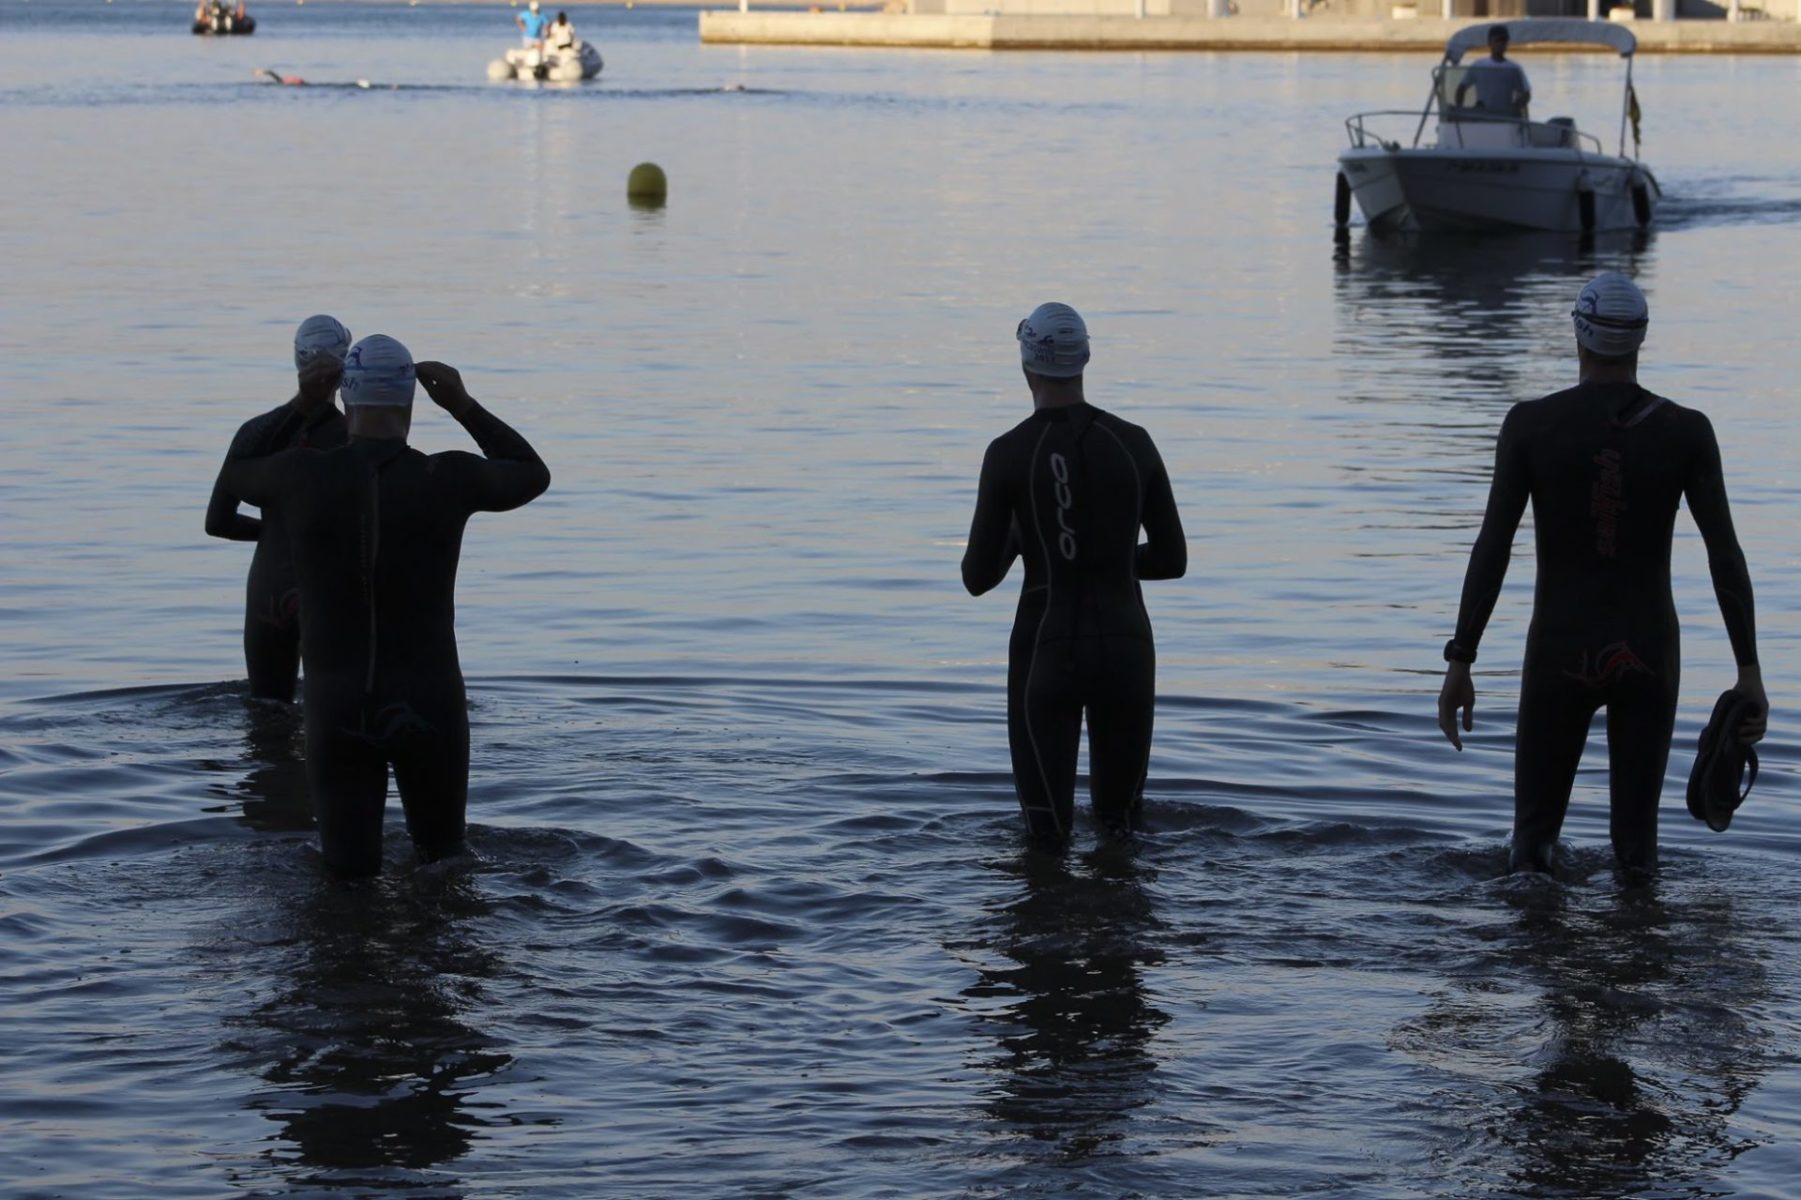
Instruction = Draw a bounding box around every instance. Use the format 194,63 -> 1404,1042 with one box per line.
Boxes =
963,304 -> 1187,852
1438,273 -> 1766,875
223,337 -> 551,877
206,315 -> 352,702
254,68 -> 306,86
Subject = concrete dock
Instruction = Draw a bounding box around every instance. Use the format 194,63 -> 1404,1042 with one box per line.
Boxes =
697,13 -> 1801,52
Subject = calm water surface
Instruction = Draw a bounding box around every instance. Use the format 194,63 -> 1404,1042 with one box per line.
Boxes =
2,4 -> 1799,1197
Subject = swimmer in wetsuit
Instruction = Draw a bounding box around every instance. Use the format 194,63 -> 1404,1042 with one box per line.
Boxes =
1438,274 -> 1767,874
963,303 -> 1187,851
205,315 -> 352,702
223,335 -> 551,878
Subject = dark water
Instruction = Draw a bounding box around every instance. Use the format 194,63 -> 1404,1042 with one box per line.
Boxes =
2,4 -> 1799,1197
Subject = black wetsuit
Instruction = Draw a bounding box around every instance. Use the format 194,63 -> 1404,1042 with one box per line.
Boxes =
1452,382 -> 1757,872
223,404 -> 550,877
206,403 -> 349,701
963,402 -> 1187,849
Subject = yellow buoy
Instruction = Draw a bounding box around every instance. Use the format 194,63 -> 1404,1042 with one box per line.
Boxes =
627,162 -> 668,207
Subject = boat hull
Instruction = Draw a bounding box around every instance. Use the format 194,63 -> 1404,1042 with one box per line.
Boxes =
1338,147 -> 1656,234
491,42 -> 603,82
192,15 -> 255,34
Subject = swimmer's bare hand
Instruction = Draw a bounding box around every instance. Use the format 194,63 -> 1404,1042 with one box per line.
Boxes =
292,356 -> 342,415
415,361 -> 475,418
1737,666 -> 1768,745
1439,662 -> 1474,752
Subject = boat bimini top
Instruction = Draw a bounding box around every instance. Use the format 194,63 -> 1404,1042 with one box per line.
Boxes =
1406,19 -> 1642,159
1443,18 -> 1636,64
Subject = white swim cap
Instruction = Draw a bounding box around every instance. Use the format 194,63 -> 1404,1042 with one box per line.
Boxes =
293,314 -> 352,369
1571,272 -> 1648,357
1017,302 -> 1090,378
339,334 -> 416,408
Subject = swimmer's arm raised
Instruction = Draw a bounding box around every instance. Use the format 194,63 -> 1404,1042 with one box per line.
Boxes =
204,408 -> 298,539
205,412 -> 263,538
962,441 -> 1016,596
220,449 -> 301,510
204,473 -> 261,541
1135,440 -> 1187,581
417,361 -> 551,513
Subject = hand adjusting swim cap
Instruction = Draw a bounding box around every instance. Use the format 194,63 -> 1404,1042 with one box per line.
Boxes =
1571,272 -> 1648,357
339,334 -> 416,408
1017,302 -> 1090,379
293,314 -> 352,369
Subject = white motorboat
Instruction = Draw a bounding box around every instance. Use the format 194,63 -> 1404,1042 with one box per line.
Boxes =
1336,20 -> 1658,235
487,40 -> 602,83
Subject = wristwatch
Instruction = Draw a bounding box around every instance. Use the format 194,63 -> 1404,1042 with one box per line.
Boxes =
1443,640 -> 1477,665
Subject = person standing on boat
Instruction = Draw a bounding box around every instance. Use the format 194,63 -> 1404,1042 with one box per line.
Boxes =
206,316 -> 352,703
962,304 -> 1187,852
517,0 -> 549,49
1436,273 -> 1766,876
1455,25 -> 1531,117
547,11 -> 577,52
221,337 -> 551,878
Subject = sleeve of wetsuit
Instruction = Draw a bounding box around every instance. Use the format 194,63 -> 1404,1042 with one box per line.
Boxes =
204,408 -> 300,540
961,439 -> 1017,597
205,463 -> 261,541
220,438 -> 303,512
1685,414 -> 1758,667
1450,405 -> 1531,655
442,401 -> 552,513
1135,435 -> 1187,581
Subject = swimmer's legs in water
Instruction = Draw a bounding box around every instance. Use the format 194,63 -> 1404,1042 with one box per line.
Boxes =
1008,642 -> 1080,852
1084,639 -> 1154,838
1509,663 -> 1679,875
1605,677 -> 1679,876
242,562 -> 300,702
303,691 -> 470,879
391,710 -> 470,865
1508,678 -> 1591,875
307,719 -> 388,879
243,613 -> 299,703
1007,637 -> 1155,852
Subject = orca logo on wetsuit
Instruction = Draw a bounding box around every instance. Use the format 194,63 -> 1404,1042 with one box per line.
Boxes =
1562,641 -> 1655,689
1048,452 -> 1077,561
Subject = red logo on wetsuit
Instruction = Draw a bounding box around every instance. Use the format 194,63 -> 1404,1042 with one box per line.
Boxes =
1563,641 -> 1654,689
1590,448 -> 1626,557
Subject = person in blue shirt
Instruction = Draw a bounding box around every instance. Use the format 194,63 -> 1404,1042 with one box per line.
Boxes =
516,0 -> 549,48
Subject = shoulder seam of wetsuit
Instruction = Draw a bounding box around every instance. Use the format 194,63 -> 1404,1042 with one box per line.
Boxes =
1092,419 -> 1145,584
1618,392 -> 1668,428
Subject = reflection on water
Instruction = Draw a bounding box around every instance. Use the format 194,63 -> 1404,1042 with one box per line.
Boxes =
219,864 -> 519,1193
964,847 -> 1172,1165
1333,228 -> 1654,392
208,700 -> 314,836
1395,866 -> 1773,1199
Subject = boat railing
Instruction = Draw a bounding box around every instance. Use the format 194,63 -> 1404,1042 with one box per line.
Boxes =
1344,112 -> 1422,152
1345,111 -> 1605,157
